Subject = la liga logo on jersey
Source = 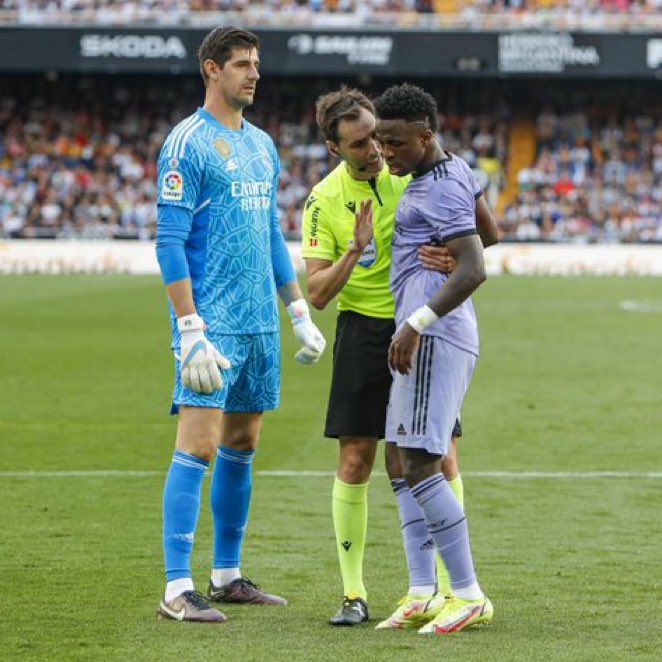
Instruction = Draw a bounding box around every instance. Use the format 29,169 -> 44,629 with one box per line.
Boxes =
162,170 -> 183,201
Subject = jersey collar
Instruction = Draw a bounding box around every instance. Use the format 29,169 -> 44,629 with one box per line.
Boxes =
413,152 -> 453,179
197,107 -> 246,134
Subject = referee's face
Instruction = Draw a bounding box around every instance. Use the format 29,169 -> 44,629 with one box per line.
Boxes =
332,108 -> 383,180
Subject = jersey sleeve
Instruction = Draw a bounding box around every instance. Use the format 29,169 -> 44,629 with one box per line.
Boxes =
156,139 -> 203,211
300,190 -> 336,261
424,178 -> 477,243
268,142 -> 296,288
469,164 -> 483,199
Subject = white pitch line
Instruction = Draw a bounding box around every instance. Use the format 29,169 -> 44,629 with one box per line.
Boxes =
0,470 -> 661,479
620,299 -> 662,314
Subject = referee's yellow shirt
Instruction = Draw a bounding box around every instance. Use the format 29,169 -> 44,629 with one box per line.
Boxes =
301,162 -> 409,319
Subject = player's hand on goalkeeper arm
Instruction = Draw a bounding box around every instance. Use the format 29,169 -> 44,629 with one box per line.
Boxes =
286,299 -> 327,365
177,314 -> 231,393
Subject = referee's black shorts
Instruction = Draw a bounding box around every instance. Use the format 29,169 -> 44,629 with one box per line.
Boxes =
323,310 -> 463,441
324,311 -> 394,439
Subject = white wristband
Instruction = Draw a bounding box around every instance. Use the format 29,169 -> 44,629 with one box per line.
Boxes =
406,305 -> 439,333
287,298 -> 310,321
177,313 -> 204,333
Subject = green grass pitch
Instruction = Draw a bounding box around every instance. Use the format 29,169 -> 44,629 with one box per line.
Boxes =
0,275 -> 660,661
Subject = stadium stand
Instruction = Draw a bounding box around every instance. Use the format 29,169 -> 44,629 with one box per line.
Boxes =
0,1 -> 660,30
0,3 -> 660,242
0,75 -> 509,240
500,86 -> 661,243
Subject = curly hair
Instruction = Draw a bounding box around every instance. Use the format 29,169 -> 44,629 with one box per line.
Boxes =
374,83 -> 438,132
315,86 -> 375,143
198,27 -> 260,84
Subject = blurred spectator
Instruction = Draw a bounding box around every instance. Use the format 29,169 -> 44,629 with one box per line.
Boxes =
1,0 -> 660,27
503,96 -> 662,243
0,74 -> 506,241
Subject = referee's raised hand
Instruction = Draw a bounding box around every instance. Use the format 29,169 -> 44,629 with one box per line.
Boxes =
351,198 -> 374,252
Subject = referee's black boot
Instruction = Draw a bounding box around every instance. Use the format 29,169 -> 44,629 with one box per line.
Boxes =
329,596 -> 369,626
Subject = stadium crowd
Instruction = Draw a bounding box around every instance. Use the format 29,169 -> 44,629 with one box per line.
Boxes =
1,0 -> 660,28
501,99 -> 662,243
0,76 -> 507,241
1,75 -> 660,243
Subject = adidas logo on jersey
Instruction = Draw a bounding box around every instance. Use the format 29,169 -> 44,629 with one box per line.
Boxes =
225,159 -> 238,172
397,424 -> 407,435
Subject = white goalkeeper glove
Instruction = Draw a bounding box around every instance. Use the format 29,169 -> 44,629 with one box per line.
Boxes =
177,314 -> 231,394
286,299 -> 326,365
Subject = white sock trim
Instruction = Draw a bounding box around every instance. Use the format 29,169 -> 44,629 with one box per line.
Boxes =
408,585 -> 437,597
453,582 -> 483,601
211,567 -> 241,588
165,577 -> 194,602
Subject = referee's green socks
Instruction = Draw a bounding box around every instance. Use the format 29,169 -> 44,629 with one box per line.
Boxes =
332,477 -> 368,600
436,474 -> 465,596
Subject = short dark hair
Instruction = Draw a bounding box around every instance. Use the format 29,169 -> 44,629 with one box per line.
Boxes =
315,86 -> 375,143
198,26 -> 260,84
374,83 -> 439,132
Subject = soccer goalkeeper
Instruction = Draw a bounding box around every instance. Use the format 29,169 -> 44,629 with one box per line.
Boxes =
155,26 -> 325,623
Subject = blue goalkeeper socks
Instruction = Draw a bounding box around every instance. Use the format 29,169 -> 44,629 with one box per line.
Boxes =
163,450 -> 209,581
211,446 -> 255,570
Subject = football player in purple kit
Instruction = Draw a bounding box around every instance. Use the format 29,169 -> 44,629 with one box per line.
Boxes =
374,83 -> 494,635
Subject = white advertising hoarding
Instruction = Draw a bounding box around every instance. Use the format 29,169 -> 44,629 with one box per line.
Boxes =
1,241 -> 662,276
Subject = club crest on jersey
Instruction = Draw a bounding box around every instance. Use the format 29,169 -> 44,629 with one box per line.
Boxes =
345,200 -> 356,214
213,138 -> 231,159
161,170 -> 183,201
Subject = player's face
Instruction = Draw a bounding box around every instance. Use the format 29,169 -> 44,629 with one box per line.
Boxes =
213,46 -> 260,110
376,119 -> 429,176
329,108 -> 383,177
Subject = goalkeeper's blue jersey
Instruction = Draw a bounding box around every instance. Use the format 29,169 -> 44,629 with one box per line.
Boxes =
156,108 -> 280,336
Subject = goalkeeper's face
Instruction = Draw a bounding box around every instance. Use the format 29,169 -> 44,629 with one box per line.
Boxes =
329,108 -> 383,180
214,46 -> 261,110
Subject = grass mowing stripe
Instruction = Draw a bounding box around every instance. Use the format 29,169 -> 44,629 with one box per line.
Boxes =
1,470 -> 660,478
3,275 -> 662,661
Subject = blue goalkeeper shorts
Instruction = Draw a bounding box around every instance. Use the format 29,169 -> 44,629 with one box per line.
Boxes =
171,332 -> 281,414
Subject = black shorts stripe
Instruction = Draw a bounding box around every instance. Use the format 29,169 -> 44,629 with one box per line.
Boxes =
412,336 -> 434,435
412,338 -> 425,435
421,337 -> 434,435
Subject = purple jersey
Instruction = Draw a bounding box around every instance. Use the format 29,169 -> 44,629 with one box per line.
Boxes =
390,154 -> 482,356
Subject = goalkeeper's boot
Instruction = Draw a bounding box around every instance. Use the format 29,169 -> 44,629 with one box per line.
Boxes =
418,594 -> 493,634
375,593 -> 445,630
329,596 -> 369,626
208,577 -> 287,605
157,590 -> 227,623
